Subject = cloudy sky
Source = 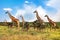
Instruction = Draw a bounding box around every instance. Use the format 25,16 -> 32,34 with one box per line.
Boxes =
0,0 -> 60,22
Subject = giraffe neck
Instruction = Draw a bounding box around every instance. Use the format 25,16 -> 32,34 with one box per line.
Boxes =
35,11 -> 41,21
46,16 -> 52,22
21,16 -> 25,27
21,16 -> 25,23
7,12 -> 12,18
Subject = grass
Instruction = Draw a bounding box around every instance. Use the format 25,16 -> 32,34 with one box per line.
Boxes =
0,25 -> 60,40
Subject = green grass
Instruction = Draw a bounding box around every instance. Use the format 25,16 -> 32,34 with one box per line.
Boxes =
0,25 -> 60,40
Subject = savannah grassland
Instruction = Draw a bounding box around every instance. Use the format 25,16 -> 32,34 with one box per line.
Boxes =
0,22 -> 60,40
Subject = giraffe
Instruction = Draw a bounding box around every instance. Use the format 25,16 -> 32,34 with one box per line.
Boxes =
20,15 -> 29,31
20,15 -> 25,29
33,10 -> 45,30
45,15 -> 59,30
5,11 -> 20,30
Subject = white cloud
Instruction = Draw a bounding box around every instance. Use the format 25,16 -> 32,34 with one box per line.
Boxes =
15,0 -> 60,22
15,4 -> 48,22
15,4 -> 37,22
25,1 -> 29,4
24,4 -> 36,12
46,0 -> 60,22
2,0 -> 60,22
47,0 -> 60,9
54,10 -> 60,22
3,8 -> 12,11
15,9 -> 26,18
46,0 -> 57,7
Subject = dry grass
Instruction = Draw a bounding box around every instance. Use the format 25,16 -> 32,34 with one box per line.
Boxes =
0,26 -> 60,40
0,35 -> 42,40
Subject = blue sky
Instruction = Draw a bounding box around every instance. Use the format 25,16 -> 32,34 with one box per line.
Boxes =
0,0 -> 60,22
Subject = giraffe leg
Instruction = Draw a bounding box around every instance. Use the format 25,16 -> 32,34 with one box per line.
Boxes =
48,24 -> 50,31
49,24 -> 52,31
17,21 -> 20,30
33,26 -> 35,31
52,25 -> 55,32
54,27 -> 56,32
52,25 -> 57,31
22,23 -> 25,31
12,22 -> 14,28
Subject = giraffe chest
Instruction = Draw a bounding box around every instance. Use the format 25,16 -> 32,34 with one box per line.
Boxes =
11,19 -> 18,22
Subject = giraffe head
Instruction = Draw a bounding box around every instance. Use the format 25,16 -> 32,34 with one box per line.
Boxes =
33,10 -> 37,13
45,15 -> 48,17
5,11 -> 9,14
20,15 -> 22,17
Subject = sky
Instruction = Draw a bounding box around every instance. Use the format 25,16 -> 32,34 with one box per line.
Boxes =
0,0 -> 60,22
